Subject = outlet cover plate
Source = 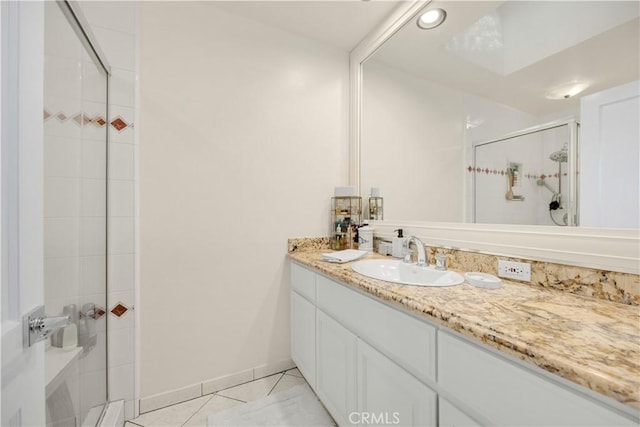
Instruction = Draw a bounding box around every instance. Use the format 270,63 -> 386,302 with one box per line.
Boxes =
498,260 -> 531,282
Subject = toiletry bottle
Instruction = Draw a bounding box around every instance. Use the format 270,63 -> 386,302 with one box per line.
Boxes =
392,229 -> 405,258
359,224 -> 374,252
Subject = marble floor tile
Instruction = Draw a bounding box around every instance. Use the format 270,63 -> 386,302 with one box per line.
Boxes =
183,395 -> 243,427
130,395 -> 212,427
284,368 -> 303,378
216,373 -> 283,402
270,372 -> 307,395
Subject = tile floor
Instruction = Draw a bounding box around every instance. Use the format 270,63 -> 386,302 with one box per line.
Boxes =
126,368 -> 334,427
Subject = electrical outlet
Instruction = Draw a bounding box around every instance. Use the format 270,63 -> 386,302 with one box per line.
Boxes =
498,260 -> 531,282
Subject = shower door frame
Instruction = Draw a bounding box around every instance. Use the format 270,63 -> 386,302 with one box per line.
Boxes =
471,117 -> 579,226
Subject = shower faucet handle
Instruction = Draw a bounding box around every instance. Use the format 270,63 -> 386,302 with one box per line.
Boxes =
23,305 -> 71,348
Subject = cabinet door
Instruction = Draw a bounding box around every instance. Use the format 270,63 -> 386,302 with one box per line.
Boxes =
439,398 -> 481,427
290,291 -> 316,389
358,340 -> 436,427
316,309 -> 357,427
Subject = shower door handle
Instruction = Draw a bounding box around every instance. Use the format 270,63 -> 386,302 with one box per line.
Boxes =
23,305 -> 71,348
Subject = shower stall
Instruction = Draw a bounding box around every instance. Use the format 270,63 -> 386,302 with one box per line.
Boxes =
472,118 -> 578,226
43,2 -> 110,425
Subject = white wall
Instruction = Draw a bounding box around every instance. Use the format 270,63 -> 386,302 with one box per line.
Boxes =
361,60 -> 464,222
139,2 -> 349,398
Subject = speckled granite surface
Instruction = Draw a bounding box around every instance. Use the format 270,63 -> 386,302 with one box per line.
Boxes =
425,247 -> 640,305
288,248 -> 640,410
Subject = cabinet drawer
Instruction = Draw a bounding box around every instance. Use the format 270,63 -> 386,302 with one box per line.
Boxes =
438,331 -> 636,426
290,262 -> 315,302
316,274 -> 436,384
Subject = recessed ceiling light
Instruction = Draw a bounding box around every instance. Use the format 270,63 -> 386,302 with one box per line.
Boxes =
545,81 -> 590,100
417,8 -> 447,30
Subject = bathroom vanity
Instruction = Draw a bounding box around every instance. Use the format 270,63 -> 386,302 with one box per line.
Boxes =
288,249 -> 640,426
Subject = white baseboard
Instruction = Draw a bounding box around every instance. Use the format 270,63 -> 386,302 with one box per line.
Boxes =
139,358 -> 295,414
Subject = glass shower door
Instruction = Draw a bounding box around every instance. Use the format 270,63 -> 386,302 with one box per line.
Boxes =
43,2 -> 109,425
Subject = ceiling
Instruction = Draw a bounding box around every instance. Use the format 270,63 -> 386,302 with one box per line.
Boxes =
368,1 -> 640,117
207,1 -> 405,50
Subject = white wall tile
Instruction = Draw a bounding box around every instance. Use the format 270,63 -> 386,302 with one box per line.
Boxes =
45,56 -> 81,102
82,139 -> 107,179
44,97 -> 82,140
82,60 -> 108,104
44,257 -> 80,301
108,217 -> 135,254
109,180 -> 135,217
44,136 -> 81,178
82,217 -> 107,256
109,363 -> 135,401
108,254 -> 135,293
44,218 -> 80,258
80,1 -> 136,35
81,368 -> 108,416
82,101 -> 108,142
81,256 -> 107,296
92,27 -> 135,71
80,329 -> 107,374
44,178 -> 79,218
109,106 -> 135,144
108,291 -> 135,330
110,68 -> 136,108
109,143 -> 135,180
108,327 -> 135,368
81,179 -> 107,217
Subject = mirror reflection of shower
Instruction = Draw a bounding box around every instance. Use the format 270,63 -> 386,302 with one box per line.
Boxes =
537,143 -> 568,226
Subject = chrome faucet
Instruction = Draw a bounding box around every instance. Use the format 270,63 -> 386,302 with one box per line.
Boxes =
403,236 -> 427,267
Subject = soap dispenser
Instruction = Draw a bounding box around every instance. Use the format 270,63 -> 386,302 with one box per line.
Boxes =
392,229 -> 405,258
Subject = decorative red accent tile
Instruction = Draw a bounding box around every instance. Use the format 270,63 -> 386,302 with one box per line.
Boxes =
540,174 -> 546,180
72,113 -> 83,126
95,116 -> 106,127
91,306 -> 106,320
44,110 -> 51,120
110,303 -> 129,318
83,115 -> 94,126
110,117 -> 128,132
467,166 -> 473,172
56,112 -> 68,121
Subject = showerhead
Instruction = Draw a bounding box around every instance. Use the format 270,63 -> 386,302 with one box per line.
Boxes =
549,146 -> 568,163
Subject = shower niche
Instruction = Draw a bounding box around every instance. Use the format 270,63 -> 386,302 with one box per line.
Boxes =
472,119 -> 578,227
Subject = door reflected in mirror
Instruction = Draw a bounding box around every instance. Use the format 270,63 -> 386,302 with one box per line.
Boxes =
361,1 -> 639,228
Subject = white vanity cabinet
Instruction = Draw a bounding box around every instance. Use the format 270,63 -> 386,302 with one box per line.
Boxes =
289,261 -> 638,427
358,339 -> 437,426
316,309 -> 358,426
438,331 -> 636,426
290,263 -> 316,388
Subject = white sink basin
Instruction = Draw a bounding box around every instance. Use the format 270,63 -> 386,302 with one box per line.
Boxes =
351,259 -> 464,287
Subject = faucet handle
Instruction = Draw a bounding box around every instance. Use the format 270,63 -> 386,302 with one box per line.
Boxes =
435,253 -> 448,271
403,253 -> 413,264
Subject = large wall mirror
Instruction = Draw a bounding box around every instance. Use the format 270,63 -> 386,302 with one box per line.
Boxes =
359,0 -> 639,229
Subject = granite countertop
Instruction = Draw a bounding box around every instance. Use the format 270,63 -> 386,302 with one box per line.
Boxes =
288,249 -> 640,410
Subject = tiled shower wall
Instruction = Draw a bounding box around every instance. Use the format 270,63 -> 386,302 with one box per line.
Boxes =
77,1 -> 138,420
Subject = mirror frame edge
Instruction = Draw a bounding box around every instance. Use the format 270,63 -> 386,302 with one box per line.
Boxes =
349,1 -> 639,274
